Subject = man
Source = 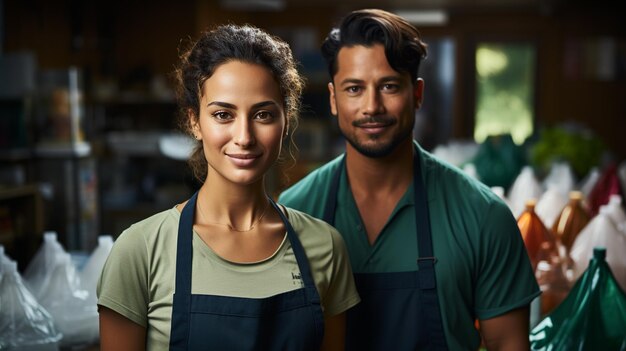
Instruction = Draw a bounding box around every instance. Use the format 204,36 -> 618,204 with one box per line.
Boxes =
279,9 -> 540,350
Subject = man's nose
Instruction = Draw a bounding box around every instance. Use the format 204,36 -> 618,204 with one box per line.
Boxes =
363,89 -> 384,115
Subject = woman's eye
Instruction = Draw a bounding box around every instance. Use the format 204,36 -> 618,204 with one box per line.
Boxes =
213,111 -> 231,121
254,111 -> 273,121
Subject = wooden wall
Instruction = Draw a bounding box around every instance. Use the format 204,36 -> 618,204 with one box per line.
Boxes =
4,1 -> 625,159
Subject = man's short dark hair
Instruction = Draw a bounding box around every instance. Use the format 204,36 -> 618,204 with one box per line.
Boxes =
321,9 -> 428,82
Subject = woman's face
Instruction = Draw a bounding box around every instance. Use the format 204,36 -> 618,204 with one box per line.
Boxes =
193,60 -> 286,186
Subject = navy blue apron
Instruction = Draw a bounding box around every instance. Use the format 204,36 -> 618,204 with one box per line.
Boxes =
323,148 -> 448,350
169,192 -> 325,350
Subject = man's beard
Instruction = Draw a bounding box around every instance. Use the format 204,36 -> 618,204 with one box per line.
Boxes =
339,115 -> 415,158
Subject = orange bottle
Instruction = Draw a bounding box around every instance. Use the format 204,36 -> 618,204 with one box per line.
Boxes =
517,199 -> 560,272
551,191 -> 591,254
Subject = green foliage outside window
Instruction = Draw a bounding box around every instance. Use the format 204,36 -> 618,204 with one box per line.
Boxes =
529,126 -> 606,179
474,43 -> 536,145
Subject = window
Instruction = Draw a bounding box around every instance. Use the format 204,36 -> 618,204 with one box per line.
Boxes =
474,42 -> 536,145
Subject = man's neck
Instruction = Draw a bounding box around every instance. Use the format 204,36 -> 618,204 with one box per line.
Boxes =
344,138 -> 415,195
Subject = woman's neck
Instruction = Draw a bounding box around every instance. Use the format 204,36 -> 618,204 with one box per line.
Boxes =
197,173 -> 269,230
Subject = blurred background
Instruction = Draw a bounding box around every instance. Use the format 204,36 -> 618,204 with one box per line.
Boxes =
1,0 -> 626,349
1,0 -> 625,265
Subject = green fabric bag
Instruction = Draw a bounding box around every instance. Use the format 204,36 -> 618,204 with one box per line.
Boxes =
530,247 -> 626,350
471,134 -> 526,190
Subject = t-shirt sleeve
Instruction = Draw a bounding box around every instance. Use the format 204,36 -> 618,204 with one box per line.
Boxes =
97,226 -> 150,327
322,226 -> 361,317
474,200 -> 541,320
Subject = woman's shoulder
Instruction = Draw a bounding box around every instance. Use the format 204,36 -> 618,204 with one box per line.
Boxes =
117,207 -> 180,245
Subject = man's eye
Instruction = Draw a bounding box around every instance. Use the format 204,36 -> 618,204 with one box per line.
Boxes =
382,84 -> 399,92
346,86 -> 361,94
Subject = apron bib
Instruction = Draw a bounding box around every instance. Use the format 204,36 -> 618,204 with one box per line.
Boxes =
169,192 -> 325,350
323,148 -> 448,350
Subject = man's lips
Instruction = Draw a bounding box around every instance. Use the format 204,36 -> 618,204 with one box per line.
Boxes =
353,116 -> 395,134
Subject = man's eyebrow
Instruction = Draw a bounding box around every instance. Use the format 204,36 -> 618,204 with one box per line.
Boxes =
379,76 -> 402,83
339,76 -> 402,87
339,78 -> 364,87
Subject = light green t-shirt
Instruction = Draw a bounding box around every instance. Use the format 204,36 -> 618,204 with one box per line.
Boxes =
97,206 -> 360,350
279,143 -> 541,351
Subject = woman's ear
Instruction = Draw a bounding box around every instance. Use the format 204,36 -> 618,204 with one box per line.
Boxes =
188,109 -> 202,141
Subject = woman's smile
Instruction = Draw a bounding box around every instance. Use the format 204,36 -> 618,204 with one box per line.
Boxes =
226,152 -> 262,167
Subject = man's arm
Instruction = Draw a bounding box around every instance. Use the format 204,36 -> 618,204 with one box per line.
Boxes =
99,306 -> 146,351
479,306 -> 530,351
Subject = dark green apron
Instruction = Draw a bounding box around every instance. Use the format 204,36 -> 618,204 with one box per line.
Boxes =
323,149 -> 448,350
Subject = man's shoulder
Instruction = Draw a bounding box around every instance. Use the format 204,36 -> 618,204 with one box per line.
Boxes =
420,146 -> 503,207
278,155 -> 344,217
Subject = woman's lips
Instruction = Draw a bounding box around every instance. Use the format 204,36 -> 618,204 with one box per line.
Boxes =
226,153 -> 261,167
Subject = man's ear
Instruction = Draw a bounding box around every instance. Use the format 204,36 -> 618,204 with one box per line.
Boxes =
413,78 -> 424,110
328,82 -> 338,116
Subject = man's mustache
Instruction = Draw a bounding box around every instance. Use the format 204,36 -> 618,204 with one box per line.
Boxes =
352,116 -> 395,127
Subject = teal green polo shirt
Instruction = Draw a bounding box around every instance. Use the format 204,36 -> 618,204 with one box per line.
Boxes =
279,143 -> 540,350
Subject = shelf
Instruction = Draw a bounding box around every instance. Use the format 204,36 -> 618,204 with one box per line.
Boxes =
0,148 -> 35,161
0,183 -> 40,200
34,142 -> 91,158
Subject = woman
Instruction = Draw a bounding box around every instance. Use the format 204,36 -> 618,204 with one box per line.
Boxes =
97,24 -> 360,350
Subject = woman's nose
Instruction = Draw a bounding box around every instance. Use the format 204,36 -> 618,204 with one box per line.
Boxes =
233,117 -> 255,147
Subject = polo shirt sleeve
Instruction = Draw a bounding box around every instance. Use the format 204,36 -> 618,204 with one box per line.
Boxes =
474,200 -> 541,320
97,225 -> 150,327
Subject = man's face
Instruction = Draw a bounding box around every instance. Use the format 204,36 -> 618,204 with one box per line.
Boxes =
329,44 -> 423,158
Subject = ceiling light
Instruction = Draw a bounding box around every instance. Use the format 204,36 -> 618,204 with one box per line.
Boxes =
394,9 -> 448,26
220,0 -> 286,11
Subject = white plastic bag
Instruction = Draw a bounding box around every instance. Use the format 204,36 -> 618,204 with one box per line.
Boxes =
23,232 -> 66,299
535,186 -> 570,229
35,253 -> 99,347
578,167 -> 600,199
80,235 -> 114,303
431,140 -> 479,167
22,232 -> 99,347
543,162 -> 576,197
603,195 -> 626,228
508,166 -> 544,218
0,254 -> 62,351
570,196 -> 626,291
